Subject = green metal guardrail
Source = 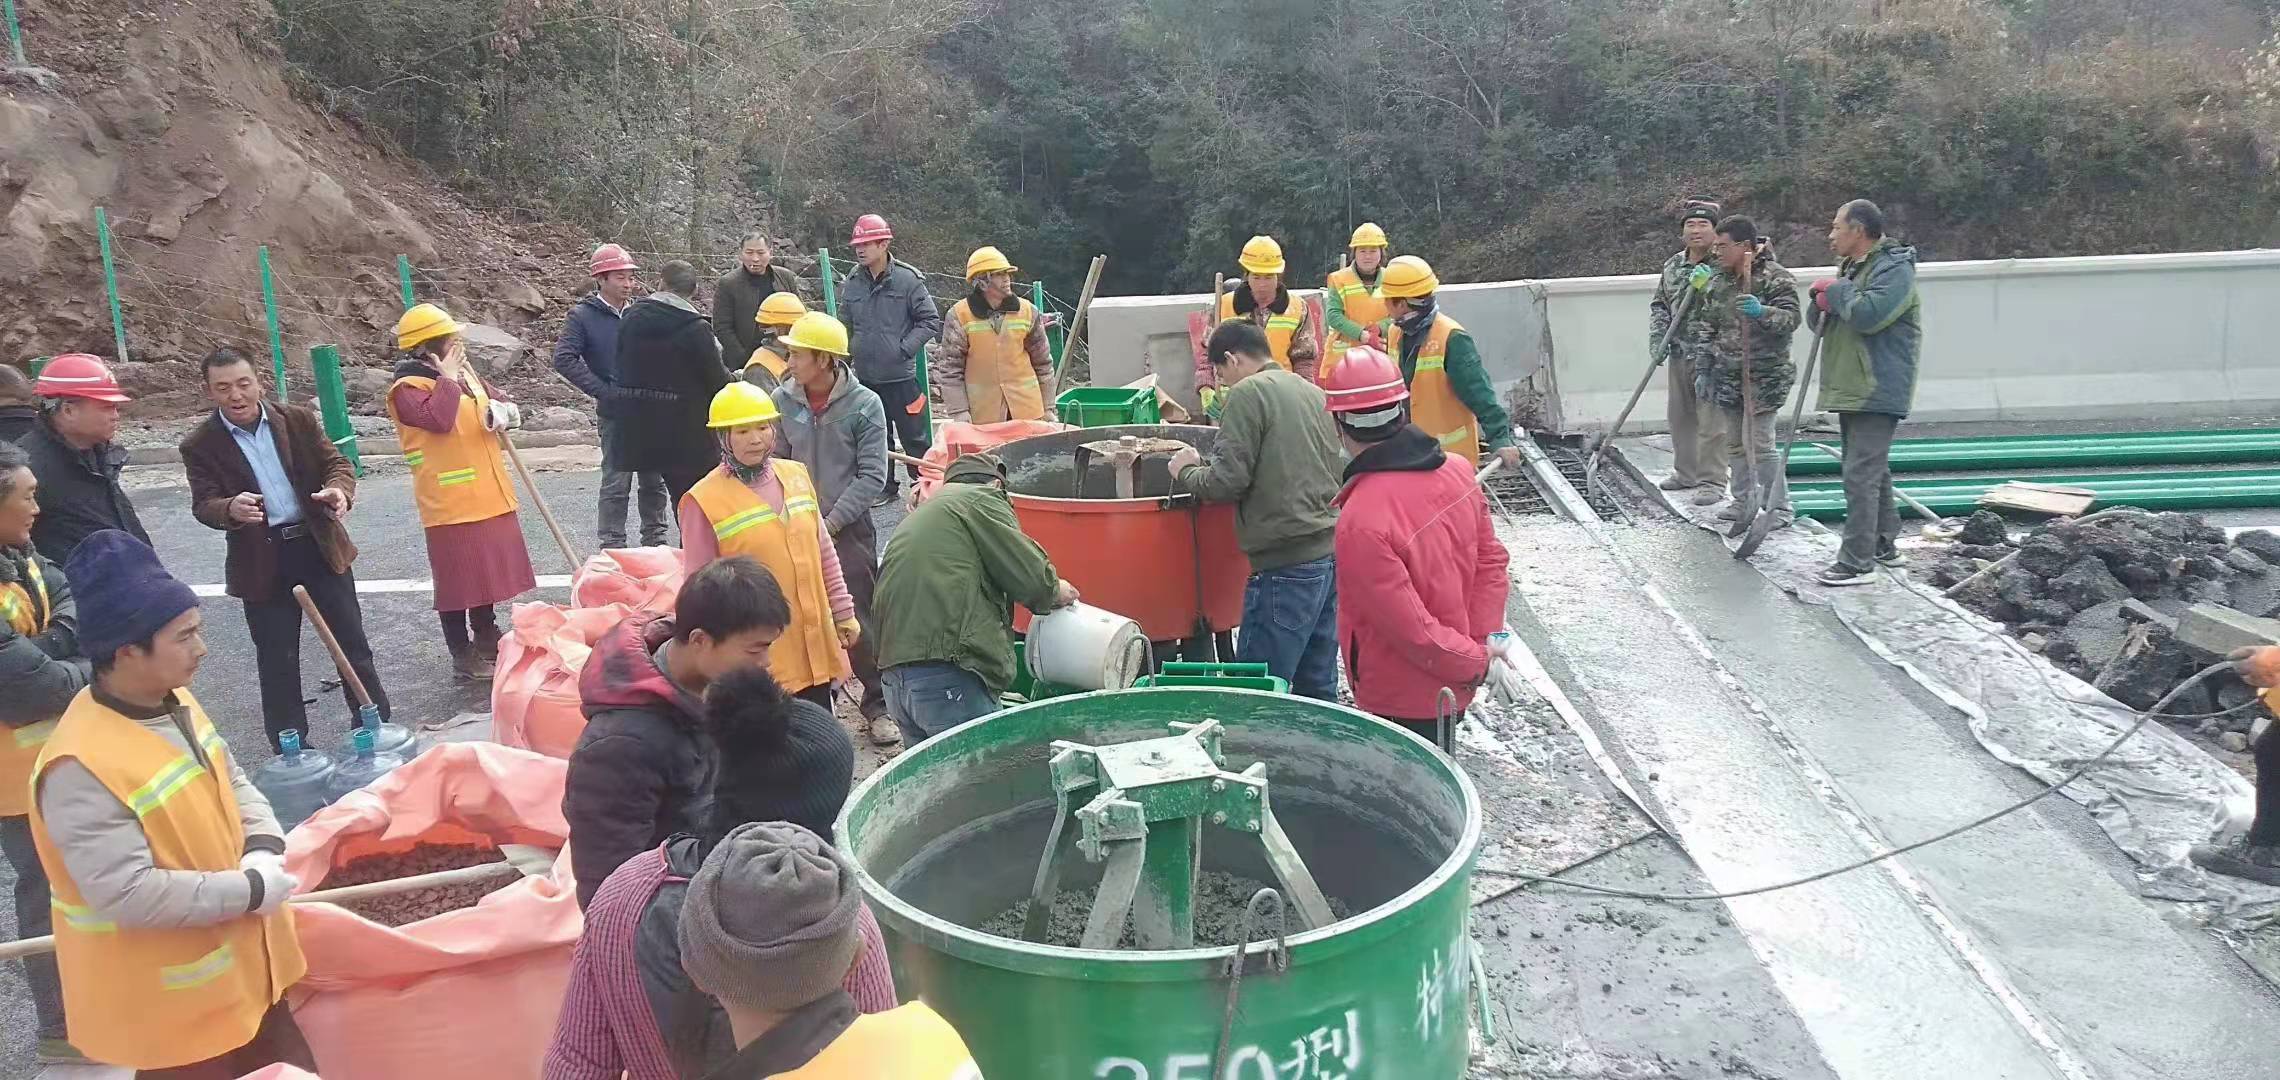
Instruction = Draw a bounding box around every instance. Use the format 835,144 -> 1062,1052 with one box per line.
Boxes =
1785,428 -> 2280,476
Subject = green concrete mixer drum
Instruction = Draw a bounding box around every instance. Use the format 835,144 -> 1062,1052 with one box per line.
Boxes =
836,688 -> 1484,1079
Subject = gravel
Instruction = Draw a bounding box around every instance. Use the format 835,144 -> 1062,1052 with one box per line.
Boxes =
323,842 -> 512,927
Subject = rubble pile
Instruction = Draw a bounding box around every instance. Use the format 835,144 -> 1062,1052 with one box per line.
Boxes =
1931,510 -> 2280,737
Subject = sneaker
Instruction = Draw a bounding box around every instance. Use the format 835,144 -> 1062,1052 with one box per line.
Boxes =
35,1038 -> 89,1065
874,486 -> 900,508
1714,501 -> 1746,522
2190,836 -> 2280,887
1875,547 -> 1907,568
864,711 -> 902,747
1816,564 -> 1877,588
1657,475 -> 1692,492
1690,485 -> 1726,506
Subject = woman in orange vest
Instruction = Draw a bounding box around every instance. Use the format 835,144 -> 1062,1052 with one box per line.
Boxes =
678,368 -> 857,713
1322,222 -> 1392,362
1378,256 -> 1522,470
0,442 -> 89,1064
934,246 -> 1054,425
1197,234 -> 1321,413
386,303 -> 539,681
34,530 -> 310,1074
741,291 -> 809,394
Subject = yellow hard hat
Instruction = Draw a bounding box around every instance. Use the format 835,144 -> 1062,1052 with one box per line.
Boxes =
783,311 -> 850,357
707,382 -> 781,429
1349,222 -> 1389,249
1237,235 -> 1286,276
394,303 -> 460,351
1379,255 -> 1440,299
965,246 -> 1017,280
757,291 -> 807,328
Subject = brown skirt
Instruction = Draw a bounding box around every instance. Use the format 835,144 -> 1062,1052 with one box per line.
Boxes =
424,511 -> 538,611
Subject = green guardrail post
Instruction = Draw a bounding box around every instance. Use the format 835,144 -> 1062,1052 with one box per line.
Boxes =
4,0 -> 27,65
914,342 -> 934,433
25,357 -> 50,378
309,345 -> 362,476
818,248 -> 837,318
93,208 -> 127,363
259,247 -> 287,396
396,255 -> 415,308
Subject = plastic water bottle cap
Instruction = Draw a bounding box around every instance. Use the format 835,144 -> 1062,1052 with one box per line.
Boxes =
278,729 -> 302,758
350,725 -> 375,757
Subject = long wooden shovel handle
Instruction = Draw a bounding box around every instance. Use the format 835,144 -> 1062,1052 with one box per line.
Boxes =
889,450 -> 944,474
0,861 -> 528,961
503,436 -> 583,569
292,585 -> 372,710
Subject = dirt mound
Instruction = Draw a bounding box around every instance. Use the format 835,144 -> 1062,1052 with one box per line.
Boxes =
1,0 -> 591,416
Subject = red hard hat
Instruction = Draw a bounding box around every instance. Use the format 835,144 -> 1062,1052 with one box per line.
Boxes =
1321,347 -> 1407,414
850,214 -> 893,246
590,243 -> 640,276
36,354 -> 130,403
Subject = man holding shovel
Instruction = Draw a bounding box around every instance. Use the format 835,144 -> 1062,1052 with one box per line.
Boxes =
1808,199 -> 1923,587
1648,199 -> 1728,505
1685,216 -> 1801,532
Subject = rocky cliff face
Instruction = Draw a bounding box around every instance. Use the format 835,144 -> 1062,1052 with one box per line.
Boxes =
0,0 -> 585,416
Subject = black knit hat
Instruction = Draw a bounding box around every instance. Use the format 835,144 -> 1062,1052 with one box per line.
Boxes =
1680,199 -> 1722,226
704,667 -> 857,842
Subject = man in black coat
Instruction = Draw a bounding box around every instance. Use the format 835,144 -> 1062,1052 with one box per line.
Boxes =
562,556 -> 791,907
20,355 -> 148,566
612,260 -> 727,502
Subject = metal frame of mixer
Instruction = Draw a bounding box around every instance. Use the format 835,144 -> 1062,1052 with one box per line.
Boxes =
1020,719 -> 1336,950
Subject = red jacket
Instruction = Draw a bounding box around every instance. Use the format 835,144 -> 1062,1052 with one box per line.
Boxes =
1332,426 -> 1510,719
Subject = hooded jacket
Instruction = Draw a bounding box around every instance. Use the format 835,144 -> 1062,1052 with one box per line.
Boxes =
1808,237 -> 1922,417
772,364 -> 888,537
22,410 -> 149,566
565,612 -> 719,907
1332,425 -> 1509,720
838,259 -> 942,386
613,292 -> 727,474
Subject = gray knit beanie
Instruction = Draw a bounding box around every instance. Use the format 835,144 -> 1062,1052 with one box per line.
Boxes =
678,821 -> 864,1012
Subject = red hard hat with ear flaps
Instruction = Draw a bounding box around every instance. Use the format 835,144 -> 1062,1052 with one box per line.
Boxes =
1320,347 -> 1407,414
35,354 -> 130,403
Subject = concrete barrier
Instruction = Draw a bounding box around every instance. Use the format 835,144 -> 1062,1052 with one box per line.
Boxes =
1083,250 -> 2280,432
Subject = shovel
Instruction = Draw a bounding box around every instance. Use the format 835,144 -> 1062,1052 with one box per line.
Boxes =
1583,287 -> 1698,489
1734,323 -> 1826,559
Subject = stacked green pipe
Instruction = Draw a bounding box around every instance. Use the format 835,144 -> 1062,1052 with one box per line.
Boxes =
1787,467 -> 2280,519
1785,428 -> 2280,476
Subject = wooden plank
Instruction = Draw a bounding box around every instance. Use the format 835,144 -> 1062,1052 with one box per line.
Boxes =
1978,482 -> 2095,516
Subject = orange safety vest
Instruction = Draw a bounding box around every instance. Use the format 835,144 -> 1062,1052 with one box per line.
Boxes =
1388,312 -> 1482,464
1217,289 -> 1305,371
1323,264 -> 1390,357
777,1002 -> 981,1079
955,296 -> 1046,424
386,374 -> 519,528
686,461 -> 849,693
29,689 -> 307,1070
746,344 -> 790,393
0,558 -> 55,816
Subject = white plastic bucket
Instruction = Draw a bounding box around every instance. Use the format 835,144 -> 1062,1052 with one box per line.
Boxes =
1026,602 -> 1151,691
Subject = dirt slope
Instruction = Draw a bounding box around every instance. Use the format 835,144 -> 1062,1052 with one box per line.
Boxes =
0,0 -> 592,417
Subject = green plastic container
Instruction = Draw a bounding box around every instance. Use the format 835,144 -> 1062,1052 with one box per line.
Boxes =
1005,639 -> 1085,703
838,688 -> 1482,1079
1056,385 -> 1161,428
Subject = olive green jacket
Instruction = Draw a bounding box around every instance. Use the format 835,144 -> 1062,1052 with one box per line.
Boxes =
874,476 -> 1061,693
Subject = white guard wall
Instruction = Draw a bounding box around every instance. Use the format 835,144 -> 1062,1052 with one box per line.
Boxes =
1081,250 -> 2280,432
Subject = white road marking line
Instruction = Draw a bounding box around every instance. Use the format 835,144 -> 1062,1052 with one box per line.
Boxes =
189,574 -> 575,598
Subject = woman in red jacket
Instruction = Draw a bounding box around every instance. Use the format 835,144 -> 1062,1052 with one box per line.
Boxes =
1320,347 -> 1511,748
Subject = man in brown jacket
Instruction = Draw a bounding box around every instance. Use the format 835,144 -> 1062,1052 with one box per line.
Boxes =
180,347 -> 387,751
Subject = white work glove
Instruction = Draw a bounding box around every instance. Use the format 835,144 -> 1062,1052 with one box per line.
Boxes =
239,850 -> 285,875
484,399 -> 523,433
247,862 -> 299,915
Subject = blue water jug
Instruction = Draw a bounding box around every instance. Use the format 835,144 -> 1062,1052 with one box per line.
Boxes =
323,724 -> 407,802
332,703 -> 422,764
251,728 -> 335,830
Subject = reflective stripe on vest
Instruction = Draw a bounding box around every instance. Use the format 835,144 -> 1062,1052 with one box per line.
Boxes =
1390,312 -> 1482,465
687,462 -> 849,693
387,375 -> 519,528
957,297 -> 1046,424
1324,267 -> 1391,354
30,689 -> 307,1069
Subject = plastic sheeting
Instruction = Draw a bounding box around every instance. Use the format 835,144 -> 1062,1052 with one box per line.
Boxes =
1617,441 -> 2280,983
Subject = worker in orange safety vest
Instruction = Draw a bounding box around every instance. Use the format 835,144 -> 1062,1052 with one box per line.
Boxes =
933,246 -> 1054,425
1196,235 -> 1321,417
1322,222 -> 1393,363
1379,256 -> 1520,469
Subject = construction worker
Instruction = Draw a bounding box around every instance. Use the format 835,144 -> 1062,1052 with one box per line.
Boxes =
2194,647 -> 2280,885
1806,198 -> 1922,587
1165,320 -> 1343,701
839,214 -> 941,504
181,347 -> 388,753
558,244 -> 670,550
769,313 -> 894,745
1320,347 -> 1510,747
387,303 -> 538,681
1689,215 -> 1801,529
1323,223 -> 1392,360
20,354 -> 148,566
0,441 -> 89,1065
675,822 -> 978,1076
741,291 -> 810,393
713,231 -> 806,365
34,530 -> 312,1074
1379,256 -> 1521,469
1197,235 -> 1319,410
1650,199 -> 1730,506
933,246 -> 1054,425
0,364 -> 36,445
679,382 -> 858,715
874,452 -> 1078,745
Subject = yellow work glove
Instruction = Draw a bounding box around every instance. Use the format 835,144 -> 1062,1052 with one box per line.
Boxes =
836,618 -> 861,650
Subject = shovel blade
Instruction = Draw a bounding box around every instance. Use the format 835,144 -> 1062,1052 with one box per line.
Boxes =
1734,506 -> 1781,559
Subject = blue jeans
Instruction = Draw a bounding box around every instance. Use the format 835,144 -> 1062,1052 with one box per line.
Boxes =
884,661 -> 1001,746
1237,555 -> 1339,701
